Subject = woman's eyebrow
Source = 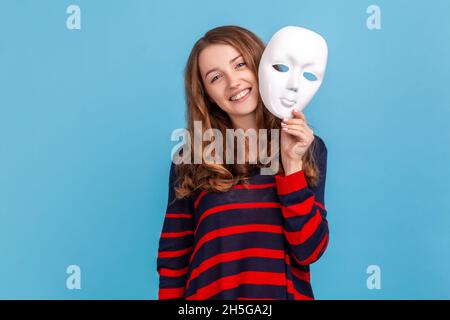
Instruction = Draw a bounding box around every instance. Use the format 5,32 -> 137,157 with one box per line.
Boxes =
204,68 -> 218,80
229,54 -> 242,64
204,55 -> 243,79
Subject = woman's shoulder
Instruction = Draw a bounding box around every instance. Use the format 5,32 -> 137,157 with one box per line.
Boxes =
168,161 -> 183,193
313,134 -> 328,157
168,161 -> 186,187
167,161 -> 202,199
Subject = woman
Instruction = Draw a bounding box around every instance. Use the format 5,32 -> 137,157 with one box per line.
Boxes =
157,25 -> 329,300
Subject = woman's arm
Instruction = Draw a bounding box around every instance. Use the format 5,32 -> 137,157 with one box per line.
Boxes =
157,163 -> 194,299
275,137 -> 329,266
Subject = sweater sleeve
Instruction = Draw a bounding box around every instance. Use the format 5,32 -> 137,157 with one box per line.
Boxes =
275,136 -> 329,266
157,162 -> 194,299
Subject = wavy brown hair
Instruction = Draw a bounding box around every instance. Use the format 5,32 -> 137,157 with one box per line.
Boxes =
173,25 -> 320,199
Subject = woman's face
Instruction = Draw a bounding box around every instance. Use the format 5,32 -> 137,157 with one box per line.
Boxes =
198,44 -> 259,121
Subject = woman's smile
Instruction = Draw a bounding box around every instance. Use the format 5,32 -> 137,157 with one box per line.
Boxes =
229,88 -> 251,102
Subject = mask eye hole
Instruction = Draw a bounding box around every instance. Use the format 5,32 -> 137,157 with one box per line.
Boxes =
272,64 -> 289,72
303,72 -> 318,81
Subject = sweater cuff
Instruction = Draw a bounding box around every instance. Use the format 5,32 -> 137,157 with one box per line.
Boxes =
275,169 -> 308,195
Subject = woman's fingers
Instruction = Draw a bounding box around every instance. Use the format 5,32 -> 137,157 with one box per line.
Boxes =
281,110 -> 314,144
283,118 -> 307,128
283,110 -> 307,126
282,123 -> 314,144
285,131 -> 310,146
281,123 -> 313,135
293,109 -> 306,122
282,117 -> 307,127
282,126 -> 308,141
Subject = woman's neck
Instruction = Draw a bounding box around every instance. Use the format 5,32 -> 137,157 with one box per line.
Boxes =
230,110 -> 258,132
229,111 -> 260,165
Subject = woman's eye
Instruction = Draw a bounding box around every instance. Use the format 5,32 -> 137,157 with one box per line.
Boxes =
272,64 -> 289,72
236,62 -> 246,68
211,74 -> 220,83
303,72 -> 318,81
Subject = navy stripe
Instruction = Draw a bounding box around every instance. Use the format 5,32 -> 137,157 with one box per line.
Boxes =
278,187 -> 314,207
292,277 -> 314,298
159,237 -> 193,251
186,257 -> 286,297
289,223 -> 328,262
282,209 -> 318,232
158,255 -> 191,270
195,185 -> 279,217
195,207 -> 283,239
190,232 -> 285,270
208,284 -> 288,300
160,274 -> 189,289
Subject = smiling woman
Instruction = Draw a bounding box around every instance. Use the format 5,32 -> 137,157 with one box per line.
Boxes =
157,25 -> 329,300
198,44 -> 260,126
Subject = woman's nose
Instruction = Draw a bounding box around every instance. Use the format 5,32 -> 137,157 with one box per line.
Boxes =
227,72 -> 241,89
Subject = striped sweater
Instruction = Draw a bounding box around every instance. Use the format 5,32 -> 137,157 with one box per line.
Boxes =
157,135 -> 329,300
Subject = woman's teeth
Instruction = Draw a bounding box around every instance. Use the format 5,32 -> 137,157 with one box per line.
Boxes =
230,88 -> 250,101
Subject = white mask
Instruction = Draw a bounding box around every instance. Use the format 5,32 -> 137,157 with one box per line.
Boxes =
258,26 -> 328,119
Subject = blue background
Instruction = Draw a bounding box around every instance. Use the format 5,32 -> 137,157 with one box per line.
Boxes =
1,0 -> 449,299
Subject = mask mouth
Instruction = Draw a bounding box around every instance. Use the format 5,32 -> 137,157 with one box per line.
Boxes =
280,97 -> 296,107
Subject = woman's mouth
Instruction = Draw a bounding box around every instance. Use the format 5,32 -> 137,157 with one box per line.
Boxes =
229,88 -> 251,103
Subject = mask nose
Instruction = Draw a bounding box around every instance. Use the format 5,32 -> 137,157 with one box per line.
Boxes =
286,68 -> 300,93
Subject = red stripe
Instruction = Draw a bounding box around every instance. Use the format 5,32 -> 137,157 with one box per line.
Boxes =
284,209 -> 323,245
282,196 -> 315,218
292,233 -> 329,266
287,279 -> 314,300
159,287 -> 185,299
314,201 -> 325,210
159,266 -> 189,277
161,230 -> 193,238
194,202 -> 282,236
233,182 -> 276,190
291,266 -> 311,283
190,224 -> 283,263
165,213 -> 192,219
186,271 -> 287,300
187,248 -> 285,288
158,246 -> 192,259
285,254 -> 310,283
275,169 -> 308,195
194,191 -> 206,209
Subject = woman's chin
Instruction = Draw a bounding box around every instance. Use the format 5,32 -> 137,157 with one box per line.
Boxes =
235,103 -> 258,116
